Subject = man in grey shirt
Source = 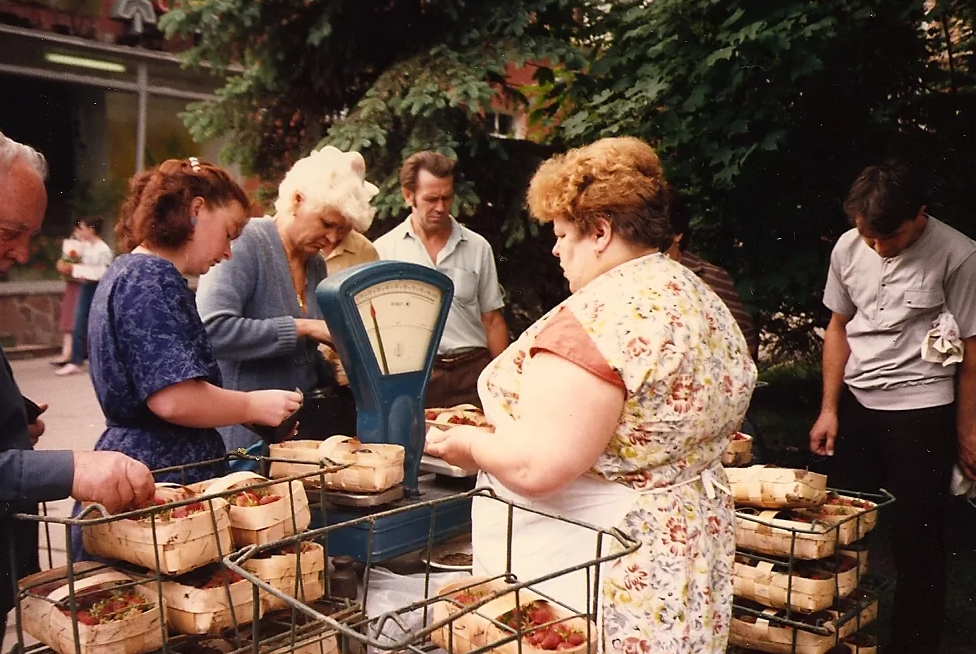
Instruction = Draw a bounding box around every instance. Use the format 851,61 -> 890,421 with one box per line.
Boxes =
375,152 -> 509,408
810,162 -> 976,654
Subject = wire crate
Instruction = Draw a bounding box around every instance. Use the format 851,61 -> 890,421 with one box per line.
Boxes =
223,487 -> 642,654
730,487 -> 895,654
7,453 -> 362,654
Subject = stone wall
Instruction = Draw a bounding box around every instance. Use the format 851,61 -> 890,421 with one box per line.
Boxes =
0,281 -> 66,347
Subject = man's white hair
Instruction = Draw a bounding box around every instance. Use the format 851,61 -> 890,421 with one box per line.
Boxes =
0,131 -> 47,180
275,146 -> 378,233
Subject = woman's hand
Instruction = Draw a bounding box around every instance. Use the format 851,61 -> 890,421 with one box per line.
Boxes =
425,426 -> 480,471
296,318 -> 332,345
245,389 -> 303,426
56,260 -> 73,276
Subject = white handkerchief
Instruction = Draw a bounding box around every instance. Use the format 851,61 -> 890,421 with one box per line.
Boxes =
921,311 -> 964,366
951,465 -> 976,498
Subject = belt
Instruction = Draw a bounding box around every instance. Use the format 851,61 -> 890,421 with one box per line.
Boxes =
436,347 -> 488,367
638,463 -> 732,500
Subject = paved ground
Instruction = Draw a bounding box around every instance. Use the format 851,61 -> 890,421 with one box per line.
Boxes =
3,357 -> 104,651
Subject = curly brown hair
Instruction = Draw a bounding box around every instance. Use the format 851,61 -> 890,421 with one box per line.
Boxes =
526,137 -> 673,251
116,158 -> 250,253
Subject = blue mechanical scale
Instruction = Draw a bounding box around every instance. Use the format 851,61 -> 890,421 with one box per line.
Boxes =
313,261 -> 472,561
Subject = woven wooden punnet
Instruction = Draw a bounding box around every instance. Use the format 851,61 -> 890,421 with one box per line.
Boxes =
839,634 -> 878,653
430,577 -> 596,654
735,509 -> 836,560
269,437 -> 404,493
723,433 -> 754,467
161,566 -> 261,635
242,541 -> 326,612
838,542 -> 869,576
727,466 -> 828,509
426,405 -> 494,432
82,484 -> 233,575
192,472 -> 311,546
20,564 -> 164,654
729,596 -> 877,654
732,557 -> 835,613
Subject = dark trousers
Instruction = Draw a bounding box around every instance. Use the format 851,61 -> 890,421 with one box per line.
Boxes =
830,389 -> 956,654
69,281 -> 97,366
425,348 -> 492,409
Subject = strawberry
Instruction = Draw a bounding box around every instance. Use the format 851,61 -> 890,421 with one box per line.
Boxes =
566,632 -> 585,646
258,495 -> 281,505
540,631 -> 562,650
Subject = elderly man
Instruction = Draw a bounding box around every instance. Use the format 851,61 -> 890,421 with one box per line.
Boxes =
0,131 -> 155,640
810,162 -> 976,654
375,151 -> 509,408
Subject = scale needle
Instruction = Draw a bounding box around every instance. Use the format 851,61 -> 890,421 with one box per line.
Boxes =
370,301 -> 390,375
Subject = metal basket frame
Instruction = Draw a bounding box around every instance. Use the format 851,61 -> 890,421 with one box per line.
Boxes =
731,486 -> 895,653
8,453 -> 357,654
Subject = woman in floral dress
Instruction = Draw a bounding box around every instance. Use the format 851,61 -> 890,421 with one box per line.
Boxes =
425,137 -> 756,653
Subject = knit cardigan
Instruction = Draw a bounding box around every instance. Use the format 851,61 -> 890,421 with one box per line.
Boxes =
196,218 -> 328,452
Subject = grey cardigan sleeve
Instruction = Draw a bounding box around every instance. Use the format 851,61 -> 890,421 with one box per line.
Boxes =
0,449 -> 74,510
196,236 -> 298,362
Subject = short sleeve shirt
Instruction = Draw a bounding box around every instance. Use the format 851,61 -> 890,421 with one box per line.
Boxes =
324,231 -> 380,275
87,254 -> 227,482
823,216 -> 976,410
374,216 -> 505,354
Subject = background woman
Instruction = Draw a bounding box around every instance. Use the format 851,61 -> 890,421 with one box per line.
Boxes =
86,158 -> 302,483
54,216 -> 113,376
196,146 -> 378,454
426,138 -> 757,653
51,225 -> 82,366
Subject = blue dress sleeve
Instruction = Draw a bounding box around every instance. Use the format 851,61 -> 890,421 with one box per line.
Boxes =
112,268 -> 213,402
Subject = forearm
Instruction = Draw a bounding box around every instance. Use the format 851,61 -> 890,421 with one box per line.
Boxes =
820,321 -> 851,414
147,380 -> 254,428
469,425 -> 550,498
956,339 -> 976,442
482,311 -> 509,358
0,449 -> 74,505
203,313 -> 298,361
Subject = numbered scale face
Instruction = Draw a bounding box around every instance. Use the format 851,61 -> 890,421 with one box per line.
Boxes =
356,279 -> 443,376
316,262 -> 455,494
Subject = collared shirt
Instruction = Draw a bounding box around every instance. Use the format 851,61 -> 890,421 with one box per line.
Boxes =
323,231 -> 379,275
679,251 -> 758,358
374,216 -> 505,354
824,216 -> 976,410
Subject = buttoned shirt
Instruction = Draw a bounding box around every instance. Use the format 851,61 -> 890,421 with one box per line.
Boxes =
374,216 -> 505,355
323,231 -> 379,275
823,216 -> 976,410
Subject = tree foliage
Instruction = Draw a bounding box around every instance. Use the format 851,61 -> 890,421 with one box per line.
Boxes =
551,0 -> 976,359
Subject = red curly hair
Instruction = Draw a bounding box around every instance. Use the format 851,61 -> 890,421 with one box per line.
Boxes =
526,137 -> 673,251
116,158 -> 250,253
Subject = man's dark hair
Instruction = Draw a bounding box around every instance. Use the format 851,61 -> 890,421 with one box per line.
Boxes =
665,183 -> 691,251
844,161 -> 926,236
399,151 -> 455,193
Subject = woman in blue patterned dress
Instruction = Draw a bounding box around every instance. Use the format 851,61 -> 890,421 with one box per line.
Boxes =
85,158 -> 303,485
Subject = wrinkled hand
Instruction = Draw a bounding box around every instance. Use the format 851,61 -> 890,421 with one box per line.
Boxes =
809,412 -> 839,456
246,389 -> 303,427
28,418 -> 45,446
958,433 -> 976,481
72,451 -> 155,514
425,426 -> 480,471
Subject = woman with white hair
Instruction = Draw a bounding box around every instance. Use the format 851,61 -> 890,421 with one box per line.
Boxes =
196,146 -> 379,454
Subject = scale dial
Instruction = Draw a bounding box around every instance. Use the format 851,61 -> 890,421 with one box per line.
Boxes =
354,279 -> 444,375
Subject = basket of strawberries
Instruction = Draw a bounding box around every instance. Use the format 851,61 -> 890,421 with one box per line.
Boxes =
161,564 -> 262,635
81,484 -> 233,575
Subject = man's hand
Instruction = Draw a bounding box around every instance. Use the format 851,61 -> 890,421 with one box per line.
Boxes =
425,426 -> 479,471
28,418 -> 45,446
72,451 -> 155,514
958,432 -> 976,481
810,411 -> 839,456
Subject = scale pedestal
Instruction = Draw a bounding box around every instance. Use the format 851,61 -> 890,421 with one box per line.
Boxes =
314,262 -> 475,562
309,475 -> 473,562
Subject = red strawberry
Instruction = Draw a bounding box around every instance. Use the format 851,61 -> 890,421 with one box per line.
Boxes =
540,632 -> 562,650
259,495 -> 280,505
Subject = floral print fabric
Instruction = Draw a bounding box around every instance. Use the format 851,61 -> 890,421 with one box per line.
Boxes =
482,253 -> 757,653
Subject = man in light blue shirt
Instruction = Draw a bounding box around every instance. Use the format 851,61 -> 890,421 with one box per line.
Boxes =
375,151 -> 508,407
